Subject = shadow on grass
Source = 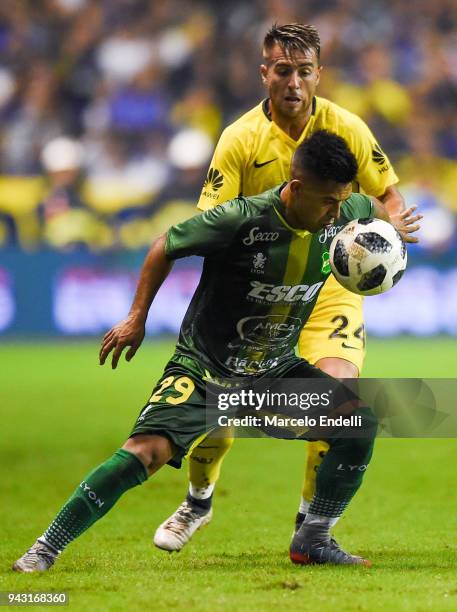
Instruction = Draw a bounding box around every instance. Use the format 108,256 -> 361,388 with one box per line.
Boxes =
4,547 -> 455,581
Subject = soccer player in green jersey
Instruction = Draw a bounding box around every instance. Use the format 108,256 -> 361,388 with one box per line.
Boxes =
13,132 -> 420,572
155,23 -> 406,551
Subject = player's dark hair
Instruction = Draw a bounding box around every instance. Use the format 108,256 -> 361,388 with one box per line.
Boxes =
263,23 -> 321,61
292,130 -> 358,184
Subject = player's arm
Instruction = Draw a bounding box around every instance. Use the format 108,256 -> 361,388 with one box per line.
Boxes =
347,118 -> 417,237
99,234 -> 172,369
377,184 -> 405,216
100,201 -> 246,368
197,126 -> 246,211
345,113 -> 406,213
371,197 -> 422,243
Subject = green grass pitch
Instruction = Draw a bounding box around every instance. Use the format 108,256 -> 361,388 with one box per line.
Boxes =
1,338 -> 457,610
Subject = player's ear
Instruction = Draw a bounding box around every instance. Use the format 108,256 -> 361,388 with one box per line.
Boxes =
289,179 -> 302,195
260,63 -> 268,85
313,65 -> 322,88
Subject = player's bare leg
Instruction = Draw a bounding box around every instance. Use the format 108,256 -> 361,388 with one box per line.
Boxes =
154,432 -> 234,551
295,357 -> 359,533
13,435 -> 173,572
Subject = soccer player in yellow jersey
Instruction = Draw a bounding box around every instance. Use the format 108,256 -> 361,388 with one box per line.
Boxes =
153,23 -> 405,552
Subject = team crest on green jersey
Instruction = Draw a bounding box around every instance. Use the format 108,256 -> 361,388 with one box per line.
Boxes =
321,251 -> 331,274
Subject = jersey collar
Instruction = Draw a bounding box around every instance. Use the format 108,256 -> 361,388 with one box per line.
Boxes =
270,184 -> 311,239
262,98 -> 318,146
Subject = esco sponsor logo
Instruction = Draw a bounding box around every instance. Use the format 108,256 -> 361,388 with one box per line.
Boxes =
247,281 -> 324,303
243,226 -> 279,246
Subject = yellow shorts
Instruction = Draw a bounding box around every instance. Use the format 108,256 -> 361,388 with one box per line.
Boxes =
298,275 -> 365,373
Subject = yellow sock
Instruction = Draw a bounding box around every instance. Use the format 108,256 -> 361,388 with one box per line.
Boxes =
188,432 -> 235,491
301,440 -> 330,508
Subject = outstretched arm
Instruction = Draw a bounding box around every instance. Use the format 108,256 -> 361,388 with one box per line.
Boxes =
99,234 -> 173,369
378,184 -> 405,216
371,197 -> 422,244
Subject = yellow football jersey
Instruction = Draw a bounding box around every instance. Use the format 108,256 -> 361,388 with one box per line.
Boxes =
198,96 -> 398,210
188,96 -> 397,492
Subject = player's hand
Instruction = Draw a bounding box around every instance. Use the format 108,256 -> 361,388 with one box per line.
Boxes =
99,316 -> 145,369
391,205 -> 423,243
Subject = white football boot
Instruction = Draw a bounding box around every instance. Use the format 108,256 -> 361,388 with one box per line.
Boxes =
13,539 -> 59,573
154,501 -> 213,551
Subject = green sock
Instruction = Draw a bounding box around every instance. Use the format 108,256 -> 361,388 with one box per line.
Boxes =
42,449 -> 147,551
309,408 -> 376,518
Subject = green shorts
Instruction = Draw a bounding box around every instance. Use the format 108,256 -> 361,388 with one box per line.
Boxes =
130,352 -> 335,468
131,353 -> 213,468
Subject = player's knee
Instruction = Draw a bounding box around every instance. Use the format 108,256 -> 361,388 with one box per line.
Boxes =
349,433 -> 374,460
329,409 -> 377,460
315,357 -> 359,379
192,431 -> 234,458
123,434 -> 174,473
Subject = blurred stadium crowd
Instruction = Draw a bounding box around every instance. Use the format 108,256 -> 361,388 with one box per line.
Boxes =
0,0 -> 456,253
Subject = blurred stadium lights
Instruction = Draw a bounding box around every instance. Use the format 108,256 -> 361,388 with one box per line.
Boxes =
167,129 -> 213,169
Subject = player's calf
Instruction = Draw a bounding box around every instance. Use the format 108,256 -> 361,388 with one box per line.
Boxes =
11,435 -> 172,573
290,409 -> 376,565
295,354 -> 357,536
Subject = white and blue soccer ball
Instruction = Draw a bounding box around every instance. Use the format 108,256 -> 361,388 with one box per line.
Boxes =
329,218 -> 407,296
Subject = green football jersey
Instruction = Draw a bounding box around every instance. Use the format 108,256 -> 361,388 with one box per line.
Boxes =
165,184 -> 373,376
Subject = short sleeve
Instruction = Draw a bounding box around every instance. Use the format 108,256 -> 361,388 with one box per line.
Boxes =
166,198 -> 245,259
341,113 -> 399,197
197,126 -> 246,211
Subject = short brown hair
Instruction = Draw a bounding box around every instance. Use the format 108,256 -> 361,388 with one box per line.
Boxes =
263,23 -> 321,61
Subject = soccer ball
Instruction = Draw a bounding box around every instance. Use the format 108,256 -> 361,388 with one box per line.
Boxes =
329,218 -> 407,296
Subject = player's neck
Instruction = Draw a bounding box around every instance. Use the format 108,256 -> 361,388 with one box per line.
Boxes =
269,102 -> 312,141
280,184 -> 305,229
